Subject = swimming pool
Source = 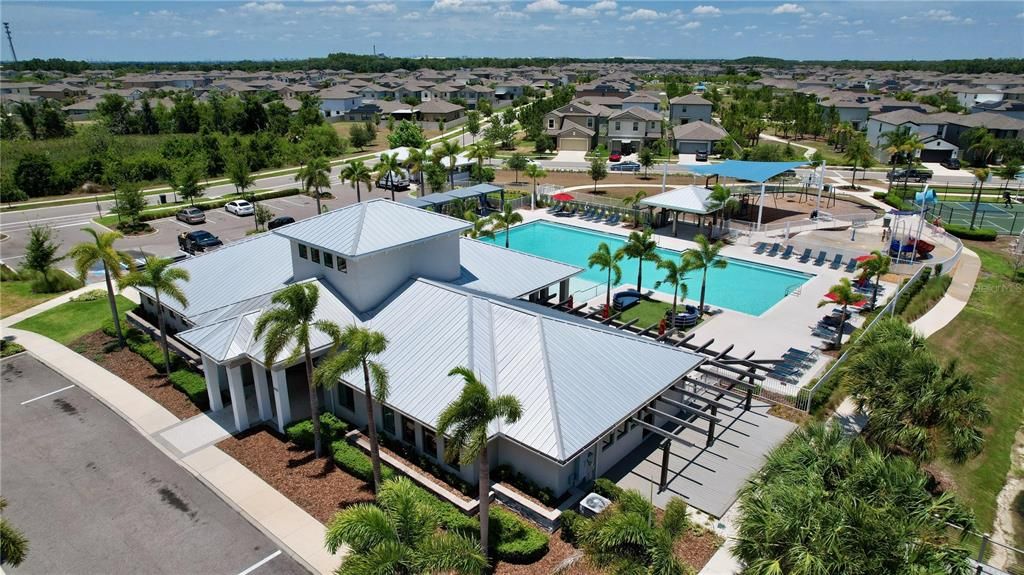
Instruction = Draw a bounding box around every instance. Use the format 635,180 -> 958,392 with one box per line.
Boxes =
487,221 -> 813,316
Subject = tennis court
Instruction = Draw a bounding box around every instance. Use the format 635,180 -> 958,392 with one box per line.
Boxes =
932,200 -> 1024,235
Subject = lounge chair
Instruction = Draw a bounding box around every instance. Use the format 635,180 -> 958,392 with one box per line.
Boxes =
766,243 -> 781,257
844,259 -> 858,273
798,248 -> 812,263
813,251 -> 827,266
547,203 -> 561,214
579,206 -> 594,219
753,242 -> 768,255
829,254 -> 843,269
606,213 -> 620,225
780,245 -> 795,259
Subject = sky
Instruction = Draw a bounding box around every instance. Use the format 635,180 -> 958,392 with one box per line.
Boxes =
1,1 -> 1021,63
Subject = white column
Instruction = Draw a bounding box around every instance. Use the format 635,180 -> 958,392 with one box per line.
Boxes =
756,182 -> 766,231
271,368 -> 291,434
252,364 -> 272,423
201,354 -> 224,411
226,363 -> 249,432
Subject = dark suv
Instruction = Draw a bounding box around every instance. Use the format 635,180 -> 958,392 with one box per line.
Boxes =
178,230 -> 223,254
267,216 -> 295,230
887,168 -> 933,182
940,158 -> 961,170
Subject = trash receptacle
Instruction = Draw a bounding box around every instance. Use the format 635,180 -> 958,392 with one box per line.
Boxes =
159,194 -> 167,204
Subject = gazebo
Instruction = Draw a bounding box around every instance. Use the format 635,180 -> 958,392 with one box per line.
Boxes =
687,160 -> 809,231
638,185 -> 720,237
398,183 -> 505,213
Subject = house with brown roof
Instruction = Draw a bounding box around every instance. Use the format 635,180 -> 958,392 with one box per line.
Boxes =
544,101 -> 611,151
30,82 -> 87,101
607,107 -> 662,154
669,94 -> 713,125
671,121 -> 729,155
414,99 -> 465,123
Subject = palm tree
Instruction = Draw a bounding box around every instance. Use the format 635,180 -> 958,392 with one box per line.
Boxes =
376,152 -> 404,202
466,140 -> 496,174
117,257 -> 190,375
403,145 -> 431,194
490,204 -> 522,249
683,234 -> 727,317
438,366 -> 523,557
707,184 -> 739,231
843,133 -> 874,188
253,284 -> 341,458
0,497 -> 28,567
523,163 -> 547,208
881,126 -> 922,196
67,229 -> 134,347
966,128 -> 999,166
968,167 -> 991,230
816,277 -> 864,348
856,250 -> 891,308
463,212 -> 494,240
587,242 -> 624,313
314,326 -> 390,492
324,477 -> 486,575
654,257 -> 691,320
998,160 -> 1022,192
621,228 -> 660,291
295,156 -> 331,214
340,160 -> 373,204
438,140 -> 462,190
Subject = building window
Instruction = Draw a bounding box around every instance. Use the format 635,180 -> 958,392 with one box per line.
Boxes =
632,122 -> 639,131
422,428 -> 438,458
311,248 -> 320,264
336,257 -> 348,273
323,252 -> 333,269
602,432 -> 615,451
548,118 -> 554,129
340,385 -> 355,411
382,406 -> 396,435
679,106 -> 687,113
614,121 -> 620,131
587,118 -> 594,128
298,244 -> 308,259
402,418 -> 416,445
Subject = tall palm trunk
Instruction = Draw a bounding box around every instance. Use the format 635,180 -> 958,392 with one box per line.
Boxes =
155,290 -> 172,376
969,181 -> 984,229
103,263 -> 125,347
504,225 -> 510,249
636,264 -> 643,292
362,359 -> 383,493
605,268 -> 612,311
305,345 -> 323,458
872,275 -> 881,308
355,182 -> 362,203
314,186 -> 322,215
834,307 -> 848,348
698,269 -> 708,316
478,444 -> 490,556
671,284 -> 679,319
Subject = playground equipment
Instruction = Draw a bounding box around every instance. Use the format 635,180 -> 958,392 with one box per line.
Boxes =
888,209 -> 929,263
914,186 -> 937,207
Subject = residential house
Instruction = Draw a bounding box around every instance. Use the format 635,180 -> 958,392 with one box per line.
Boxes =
818,99 -> 870,130
30,83 -> 87,101
668,94 -> 713,126
607,107 -> 662,154
317,85 -> 363,118
671,121 -> 729,155
621,93 -> 660,112
865,109 -> 958,162
0,82 -> 41,96
414,99 -> 465,123
544,101 -> 610,151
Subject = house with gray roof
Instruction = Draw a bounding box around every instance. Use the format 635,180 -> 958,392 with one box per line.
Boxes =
669,94 -> 713,126
141,199 -> 705,498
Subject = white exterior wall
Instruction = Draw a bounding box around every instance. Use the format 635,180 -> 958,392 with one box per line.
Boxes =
320,97 -> 362,117
495,437 -> 575,496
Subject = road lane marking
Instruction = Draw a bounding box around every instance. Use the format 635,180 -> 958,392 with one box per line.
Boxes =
52,221 -> 96,230
21,384 -> 76,405
236,550 -> 282,575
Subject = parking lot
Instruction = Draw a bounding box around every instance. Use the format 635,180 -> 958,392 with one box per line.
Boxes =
1,353 -> 309,575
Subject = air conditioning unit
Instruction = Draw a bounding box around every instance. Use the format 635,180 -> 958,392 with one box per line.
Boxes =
579,492 -> 612,517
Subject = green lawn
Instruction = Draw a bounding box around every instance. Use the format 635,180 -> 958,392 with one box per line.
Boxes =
13,295 -> 137,345
0,280 -> 67,319
793,139 -> 847,166
618,299 -> 674,329
927,245 -> 1024,546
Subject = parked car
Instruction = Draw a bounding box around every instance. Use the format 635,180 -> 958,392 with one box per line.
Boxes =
225,200 -> 254,216
610,161 -> 641,173
175,207 -> 206,224
178,230 -> 223,254
377,178 -> 411,191
267,216 -> 295,230
887,168 -> 933,182
940,158 -> 961,170
608,153 -> 622,162
695,150 -> 709,162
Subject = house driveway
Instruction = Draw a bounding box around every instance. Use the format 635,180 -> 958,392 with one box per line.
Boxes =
551,150 -> 588,163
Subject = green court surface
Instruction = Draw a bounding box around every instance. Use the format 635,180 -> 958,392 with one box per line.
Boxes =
931,200 -> 1024,235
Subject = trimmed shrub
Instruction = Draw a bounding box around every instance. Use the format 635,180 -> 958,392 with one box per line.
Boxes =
894,267 -> 931,317
489,506 -> 549,564
379,434 -> 475,497
662,497 -> 690,539
404,482 -> 478,534
331,440 -> 396,484
593,478 -> 624,502
493,464 -> 555,507
169,370 -> 208,409
285,413 -> 349,450
131,340 -> 185,372
0,264 -> 21,282
942,223 -> 997,241
70,289 -> 108,302
559,509 -> 589,544
27,269 -> 83,293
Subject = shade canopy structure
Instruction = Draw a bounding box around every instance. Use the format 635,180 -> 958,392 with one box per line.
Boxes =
399,197 -> 433,208
639,185 -> 717,216
551,192 -> 575,202
686,160 -> 810,231
400,183 -> 505,211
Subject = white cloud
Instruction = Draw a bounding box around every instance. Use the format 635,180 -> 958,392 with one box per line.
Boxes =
856,29 -> 874,35
924,9 -> 958,22
733,31 -> 743,37
402,11 -> 421,19
622,8 -> 660,21
282,19 -> 297,24
202,29 -> 222,37
682,21 -> 701,29
534,23 -> 556,31
570,7 -> 594,17
525,0 -> 567,12
495,8 -> 527,19
771,3 -> 805,15
430,0 -> 488,13
691,5 -> 720,15
962,17 -> 975,24
589,0 -> 616,11
170,30 -> 186,38
624,25 -> 636,31
1017,11 -> 1024,19
148,9 -> 176,18
216,8 -> 227,14
367,2 -> 397,13
241,1 -> 286,13
367,31 -> 382,37
744,25 -> 757,30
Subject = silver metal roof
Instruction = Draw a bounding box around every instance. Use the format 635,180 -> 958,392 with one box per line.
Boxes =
453,238 -> 581,299
273,198 -> 471,259
639,185 -> 718,215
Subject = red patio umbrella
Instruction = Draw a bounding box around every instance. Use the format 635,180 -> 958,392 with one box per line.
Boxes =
551,192 -> 575,202
824,291 -> 867,307
853,254 -> 876,263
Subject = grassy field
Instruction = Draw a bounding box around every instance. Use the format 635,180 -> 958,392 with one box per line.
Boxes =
0,280 -> 68,319
793,139 -> 847,166
928,243 -> 1024,545
619,299 -> 673,329
13,295 -> 137,344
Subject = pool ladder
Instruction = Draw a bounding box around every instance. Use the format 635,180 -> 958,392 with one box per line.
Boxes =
785,283 -> 803,297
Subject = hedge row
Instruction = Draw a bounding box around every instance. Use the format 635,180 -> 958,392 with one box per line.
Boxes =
169,370 -> 208,409
380,434 -> 475,497
593,478 -> 624,502
489,506 -> 550,564
942,223 -> 998,241
101,319 -> 207,408
894,267 -> 932,317
331,440 -> 396,484
122,187 -> 302,224
285,413 -> 349,450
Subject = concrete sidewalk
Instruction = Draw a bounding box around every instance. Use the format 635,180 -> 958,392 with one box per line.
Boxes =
911,247 -> 981,337
2,328 -> 339,575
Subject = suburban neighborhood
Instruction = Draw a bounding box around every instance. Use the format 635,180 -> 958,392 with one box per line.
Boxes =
1,1 -> 1023,574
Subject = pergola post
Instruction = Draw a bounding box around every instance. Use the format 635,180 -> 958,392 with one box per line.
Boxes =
558,279 -> 570,303
756,181 -> 766,231
659,440 -> 671,490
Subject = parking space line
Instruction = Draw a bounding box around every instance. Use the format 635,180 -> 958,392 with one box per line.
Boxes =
235,550 -> 282,575
277,198 -> 304,207
20,384 -> 76,405
52,220 -> 96,230
171,220 -> 190,228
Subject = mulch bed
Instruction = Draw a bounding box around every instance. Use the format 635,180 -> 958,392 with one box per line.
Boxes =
675,528 -> 725,572
373,438 -> 474,504
495,530 -> 581,575
217,428 -> 375,524
69,330 -> 201,420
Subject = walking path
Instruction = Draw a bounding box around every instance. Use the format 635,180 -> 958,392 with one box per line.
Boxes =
910,247 -> 980,337
2,296 -> 339,574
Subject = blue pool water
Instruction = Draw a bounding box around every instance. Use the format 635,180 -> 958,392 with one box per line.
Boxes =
487,221 -> 813,316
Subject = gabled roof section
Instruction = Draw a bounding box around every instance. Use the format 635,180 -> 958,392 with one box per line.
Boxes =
672,120 -> 729,141
670,94 -> 713,106
610,107 -> 662,121
555,119 -> 595,137
452,238 -> 582,299
273,198 -> 471,259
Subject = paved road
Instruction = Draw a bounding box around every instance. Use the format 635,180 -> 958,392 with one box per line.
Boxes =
1,353 -> 310,575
